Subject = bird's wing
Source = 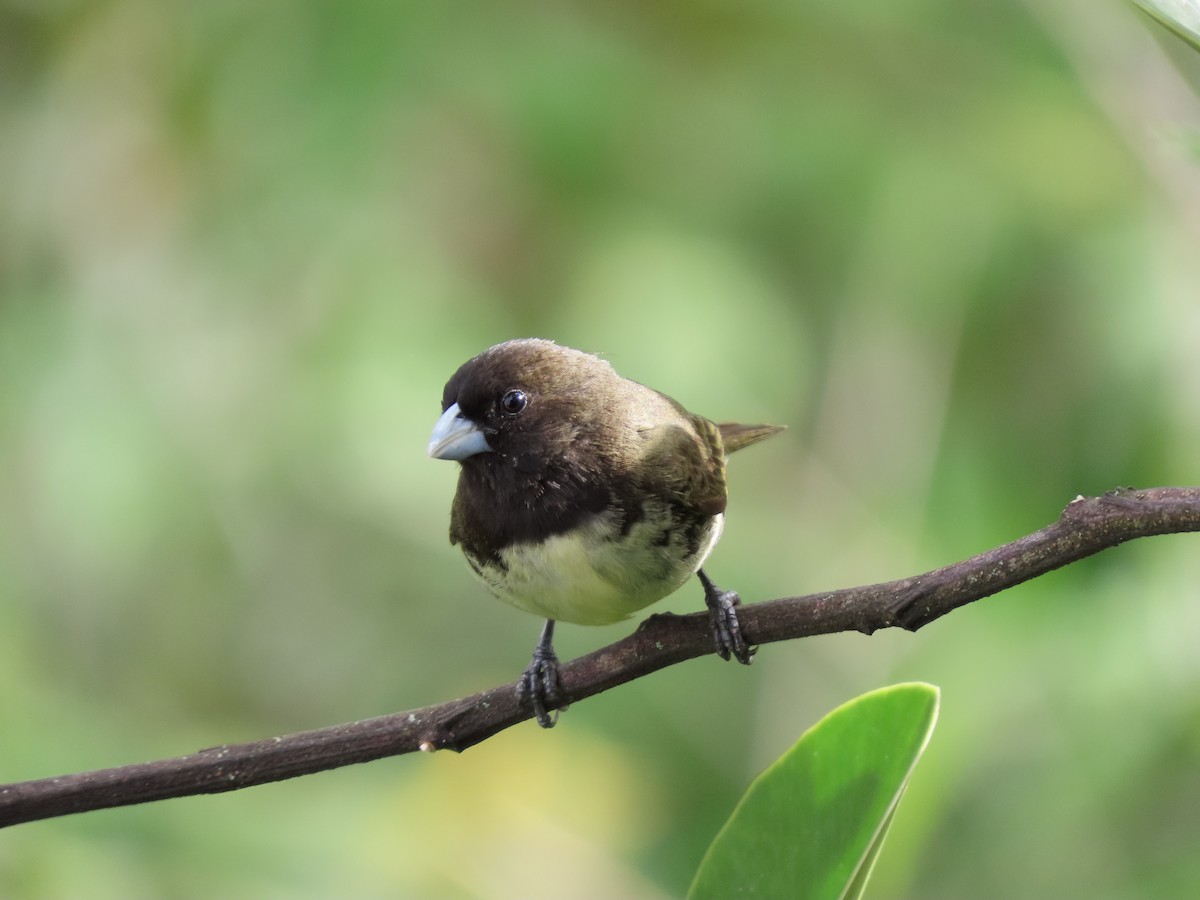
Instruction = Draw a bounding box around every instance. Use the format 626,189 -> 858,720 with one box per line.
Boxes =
633,412 -> 730,519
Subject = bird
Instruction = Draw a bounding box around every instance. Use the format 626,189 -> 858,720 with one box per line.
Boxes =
428,338 -> 784,727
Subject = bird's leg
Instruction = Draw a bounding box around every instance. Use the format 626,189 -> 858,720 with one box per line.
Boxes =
698,568 -> 756,664
517,619 -> 567,728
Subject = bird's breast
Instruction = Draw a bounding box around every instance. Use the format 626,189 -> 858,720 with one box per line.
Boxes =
464,505 -> 725,625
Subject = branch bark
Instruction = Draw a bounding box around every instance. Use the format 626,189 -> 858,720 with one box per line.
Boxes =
2,486 -> 1198,828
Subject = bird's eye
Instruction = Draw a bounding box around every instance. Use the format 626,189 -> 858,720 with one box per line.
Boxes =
499,389 -> 528,416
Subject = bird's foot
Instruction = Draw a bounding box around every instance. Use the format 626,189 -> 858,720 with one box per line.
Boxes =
698,569 -> 756,665
516,620 -> 568,728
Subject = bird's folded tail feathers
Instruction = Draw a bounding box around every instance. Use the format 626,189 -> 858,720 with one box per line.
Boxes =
716,422 -> 786,454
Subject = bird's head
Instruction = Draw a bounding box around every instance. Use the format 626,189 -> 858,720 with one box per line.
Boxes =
428,338 -> 614,469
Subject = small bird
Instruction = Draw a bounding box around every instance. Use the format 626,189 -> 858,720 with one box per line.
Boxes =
428,339 -> 783,727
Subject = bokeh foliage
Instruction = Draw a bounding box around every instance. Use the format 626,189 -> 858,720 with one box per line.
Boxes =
2,1 -> 1199,898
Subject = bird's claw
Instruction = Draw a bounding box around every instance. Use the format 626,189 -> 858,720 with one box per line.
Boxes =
699,569 -> 756,665
517,648 -> 567,728
708,588 -> 755,664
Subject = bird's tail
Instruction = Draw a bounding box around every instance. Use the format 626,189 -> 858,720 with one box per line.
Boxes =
717,422 -> 786,454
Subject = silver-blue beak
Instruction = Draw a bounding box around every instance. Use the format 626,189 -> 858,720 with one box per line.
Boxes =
428,402 -> 492,460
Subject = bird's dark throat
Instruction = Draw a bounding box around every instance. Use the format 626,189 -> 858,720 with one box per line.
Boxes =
450,454 -> 615,561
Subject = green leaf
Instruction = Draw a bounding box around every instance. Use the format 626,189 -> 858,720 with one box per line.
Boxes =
1133,0 -> 1200,52
688,683 -> 940,900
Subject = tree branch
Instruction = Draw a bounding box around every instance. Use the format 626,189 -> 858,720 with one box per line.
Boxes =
2,486 -> 1198,828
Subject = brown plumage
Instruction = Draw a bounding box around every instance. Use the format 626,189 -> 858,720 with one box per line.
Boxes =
428,339 -> 783,726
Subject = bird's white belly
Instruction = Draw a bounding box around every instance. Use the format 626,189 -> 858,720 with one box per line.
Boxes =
475,511 -> 725,625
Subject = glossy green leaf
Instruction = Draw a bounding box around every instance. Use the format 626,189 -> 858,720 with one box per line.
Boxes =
1133,0 -> 1200,52
689,683 -> 940,900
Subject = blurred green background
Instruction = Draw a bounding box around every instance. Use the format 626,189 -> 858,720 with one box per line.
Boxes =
2,1 -> 1199,897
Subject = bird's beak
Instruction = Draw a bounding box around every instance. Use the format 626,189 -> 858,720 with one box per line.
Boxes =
428,403 -> 492,460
